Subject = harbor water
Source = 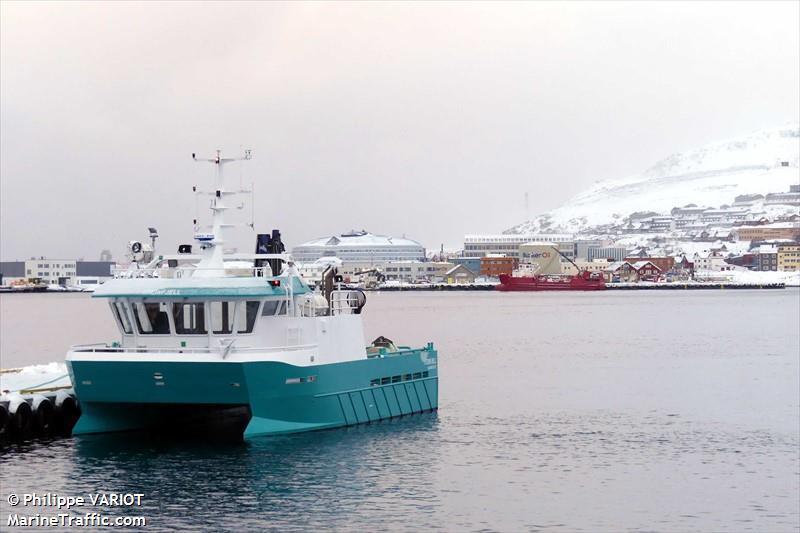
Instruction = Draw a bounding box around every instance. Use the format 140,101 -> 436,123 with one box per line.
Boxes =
1,290 -> 799,531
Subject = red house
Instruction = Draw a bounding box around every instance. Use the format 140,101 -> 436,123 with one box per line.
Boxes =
630,261 -> 662,281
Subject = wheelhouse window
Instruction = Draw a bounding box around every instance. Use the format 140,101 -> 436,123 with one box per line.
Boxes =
209,301 -> 234,334
112,301 -> 133,334
173,302 -> 207,334
261,299 -> 288,317
132,302 -> 171,334
236,301 -> 260,333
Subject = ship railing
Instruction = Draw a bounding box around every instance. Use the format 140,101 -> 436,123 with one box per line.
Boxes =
69,343 -> 318,355
329,289 -> 366,316
111,265 -> 274,279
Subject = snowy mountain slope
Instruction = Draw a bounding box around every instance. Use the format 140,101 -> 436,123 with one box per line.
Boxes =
508,124 -> 800,234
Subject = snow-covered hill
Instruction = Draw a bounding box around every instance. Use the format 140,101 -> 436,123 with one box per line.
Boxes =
508,124 -> 800,235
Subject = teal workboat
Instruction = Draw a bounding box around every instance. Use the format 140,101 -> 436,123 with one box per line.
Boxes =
66,151 -> 438,439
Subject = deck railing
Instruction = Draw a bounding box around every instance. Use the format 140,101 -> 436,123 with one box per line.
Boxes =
69,343 -> 318,355
111,265 -> 274,279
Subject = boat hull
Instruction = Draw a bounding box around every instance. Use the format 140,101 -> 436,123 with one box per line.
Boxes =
67,346 -> 438,439
497,274 -> 606,291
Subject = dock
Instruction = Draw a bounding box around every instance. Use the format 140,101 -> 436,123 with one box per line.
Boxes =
607,282 -> 786,290
0,366 -> 80,443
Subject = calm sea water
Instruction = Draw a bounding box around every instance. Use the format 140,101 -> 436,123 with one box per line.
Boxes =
1,290 -> 799,532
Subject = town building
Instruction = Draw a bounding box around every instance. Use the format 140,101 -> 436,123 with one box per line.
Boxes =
755,246 -> 778,271
450,257 -> 482,275
0,260 -> 115,286
480,255 -> 516,278
733,194 -> 764,207
692,251 -> 732,272
777,244 -> 800,272
445,264 -> 478,284
672,256 -> 695,277
639,215 -> 674,232
298,258 -> 451,284
630,261 -> 662,281
561,259 -> 612,275
574,239 -> 607,260
732,222 -> 800,242
764,185 -> 800,206
724,254 -> 757,270
587,247 -> 628,262
381,261 -> 453,283
604,261 -> 637,282
463,234 -> 574,259
603,261 -> 662,282
624,256 -> 675,273
291,231 -> 425,263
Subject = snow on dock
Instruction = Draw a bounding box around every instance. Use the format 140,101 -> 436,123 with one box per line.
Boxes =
1,363 -> 78,442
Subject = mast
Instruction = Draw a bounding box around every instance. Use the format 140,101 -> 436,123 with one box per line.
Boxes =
191,149 -> 252,276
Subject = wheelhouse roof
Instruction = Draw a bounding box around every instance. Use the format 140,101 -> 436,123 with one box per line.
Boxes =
92,276 -> 310,299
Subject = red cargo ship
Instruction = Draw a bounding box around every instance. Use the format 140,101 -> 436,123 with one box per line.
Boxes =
497,270 -> 606,291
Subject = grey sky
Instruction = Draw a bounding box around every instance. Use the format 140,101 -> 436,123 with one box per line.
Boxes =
1,1 -> 798,260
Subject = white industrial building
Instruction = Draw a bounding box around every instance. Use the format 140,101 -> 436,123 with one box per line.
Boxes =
463,234 -> 575,259
0,260 -> 115,287
291,231 -> 426,263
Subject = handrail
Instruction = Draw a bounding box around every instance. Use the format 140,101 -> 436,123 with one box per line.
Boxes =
69,343 -> 318,355
111,265 -> 274,279
329,289 -> 366,315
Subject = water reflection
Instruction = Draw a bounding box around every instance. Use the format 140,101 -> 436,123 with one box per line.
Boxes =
61,414 -> 440,531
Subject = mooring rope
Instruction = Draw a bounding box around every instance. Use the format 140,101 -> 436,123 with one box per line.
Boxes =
3,373 -> 70,394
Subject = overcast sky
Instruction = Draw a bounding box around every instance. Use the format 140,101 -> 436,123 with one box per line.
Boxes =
1,1 -> 798,260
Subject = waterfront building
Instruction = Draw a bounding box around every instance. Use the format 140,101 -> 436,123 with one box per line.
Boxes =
604,261 -> 637,282
574,239 -> 607,260
692,251 -> 732,272
450,257 -> 482,275
755,246 -> 779,271
623,257 -> 674,273
463,233 -> 574,259
630,261 -> 662,281
673,256 -> 695,277
587,247 -> 628,262
291,230 -> 425,263
602,261 -> 662,282
445,264 -> 477,284
480,254 -> 516,278
298,258 -> 451,284
0,259 -> 114,286
777,244 -> 800,272
381,261 -> 453,283
561,259 -> 612,275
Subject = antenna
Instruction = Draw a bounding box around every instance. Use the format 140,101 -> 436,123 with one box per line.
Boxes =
524,192 -> 530,221
189,149 -> 254,251
148,227 -> 159,251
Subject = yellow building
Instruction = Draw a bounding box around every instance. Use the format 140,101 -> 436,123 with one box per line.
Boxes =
561,259 -> 612,275
777,244 -> 800,271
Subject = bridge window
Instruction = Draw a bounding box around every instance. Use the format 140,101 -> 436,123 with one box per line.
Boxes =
261,299 -> 288,317
132,302 -> 171,334
173,303 -> 206,334
113,301 -> 133,334
236,301 -> 260,333
209,301 -> 233,334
